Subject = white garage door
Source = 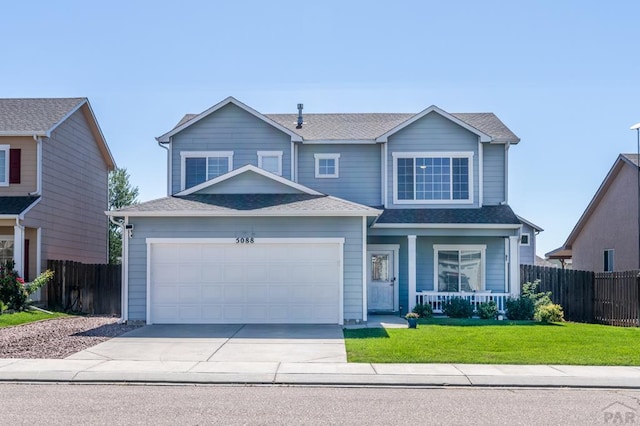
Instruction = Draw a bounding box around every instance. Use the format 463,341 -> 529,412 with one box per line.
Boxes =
147,238 -> 343,324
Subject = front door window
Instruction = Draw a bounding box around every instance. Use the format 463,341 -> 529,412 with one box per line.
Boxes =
371,254 -> 389,282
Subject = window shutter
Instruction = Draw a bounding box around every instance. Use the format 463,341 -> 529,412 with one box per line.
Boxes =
9,149 -> 20,184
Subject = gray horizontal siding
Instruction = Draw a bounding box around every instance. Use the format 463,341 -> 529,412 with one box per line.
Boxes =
195,171 -> 301,194
171,104 -> 292,194
25,108 -> 109,269
386,112 -> 480,208
519,222 -> 536,265
483,144 -> 505,205
126,216 -> 364,322
297,144 -> 381,206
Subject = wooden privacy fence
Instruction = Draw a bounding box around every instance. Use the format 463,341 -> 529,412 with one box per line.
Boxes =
520,265 -> 595,323
594,271 -> 640,327
520,265 -> 640,327
46,260 -> 121,315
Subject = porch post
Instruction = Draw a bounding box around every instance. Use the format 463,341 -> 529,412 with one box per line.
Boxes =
13,223 -> 24,277
509,235 -> 520,296
408,235 -> 417,312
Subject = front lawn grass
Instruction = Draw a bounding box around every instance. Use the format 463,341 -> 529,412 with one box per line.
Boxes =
344,318 -> 640,365
0,310 -> 68,328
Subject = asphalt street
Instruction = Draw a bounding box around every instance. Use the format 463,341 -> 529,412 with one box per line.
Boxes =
2,384 -> 639,425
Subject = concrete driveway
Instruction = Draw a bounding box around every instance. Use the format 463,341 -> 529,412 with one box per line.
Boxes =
67,324 -> 347,363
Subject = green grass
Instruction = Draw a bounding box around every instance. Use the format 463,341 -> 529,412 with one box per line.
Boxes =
344,318 -> 640,365
0,310 -> 68,328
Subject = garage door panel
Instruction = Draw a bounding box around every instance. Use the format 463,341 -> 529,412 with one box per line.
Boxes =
149,241 -> 341,324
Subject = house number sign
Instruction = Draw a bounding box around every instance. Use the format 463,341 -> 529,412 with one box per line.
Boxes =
235,237 -> 255,244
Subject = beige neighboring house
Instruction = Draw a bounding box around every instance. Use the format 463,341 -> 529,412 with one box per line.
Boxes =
547,154 -> 639,272
0,98 -> 115,286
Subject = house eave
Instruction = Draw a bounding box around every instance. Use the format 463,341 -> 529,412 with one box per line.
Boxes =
106,210 -> 380,218
371,223 -> 522,229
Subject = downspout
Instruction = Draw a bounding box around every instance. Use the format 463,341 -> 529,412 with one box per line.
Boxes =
110,215 -> 129,323
29,135 -> 42,196
157,139 -> 170,195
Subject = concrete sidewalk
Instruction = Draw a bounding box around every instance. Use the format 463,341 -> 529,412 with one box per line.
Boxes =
1,358 -> 640,388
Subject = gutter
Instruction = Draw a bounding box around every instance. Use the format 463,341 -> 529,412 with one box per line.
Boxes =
157,139 -> 170,195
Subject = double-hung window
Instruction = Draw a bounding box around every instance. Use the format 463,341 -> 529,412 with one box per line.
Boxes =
0,145 -> 9,187
434,245 -> 485,292
314,153 -> 340,178
181,151 -> 233,190
393,152 -> 473,203
257,151 -> 283,176
0,235 -> 14,264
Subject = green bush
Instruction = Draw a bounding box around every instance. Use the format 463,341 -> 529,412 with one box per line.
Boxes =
412,303 -> 433,319
477,300 -> 498,319
506,296 -> 535,320
442,297 -> 474,318
534,303 -> 565,323
0,261 -> 54,311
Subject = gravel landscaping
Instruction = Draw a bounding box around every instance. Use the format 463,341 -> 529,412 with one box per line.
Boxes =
0,315 -> 141,359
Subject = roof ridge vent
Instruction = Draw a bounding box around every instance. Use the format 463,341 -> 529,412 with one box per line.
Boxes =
296,103 -> 304,129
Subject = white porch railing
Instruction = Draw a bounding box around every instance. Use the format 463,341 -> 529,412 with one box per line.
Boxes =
416,291 -> 509,314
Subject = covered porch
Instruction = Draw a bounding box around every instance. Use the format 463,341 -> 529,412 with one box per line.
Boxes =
367,209 -> 522,315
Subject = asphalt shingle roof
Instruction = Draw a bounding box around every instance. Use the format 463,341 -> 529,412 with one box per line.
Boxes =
174,111 -> 519,142
376,205 -> 521,225
116,194 -> 378,214
0,196 -> 40,215
0,98 -> 86,134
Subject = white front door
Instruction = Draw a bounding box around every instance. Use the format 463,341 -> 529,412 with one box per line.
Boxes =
367,250 -> 395,311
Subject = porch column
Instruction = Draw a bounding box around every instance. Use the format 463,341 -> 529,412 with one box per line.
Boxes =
408,235 -> 417,312
509,235 -> 520,296
13,223 -> 24,277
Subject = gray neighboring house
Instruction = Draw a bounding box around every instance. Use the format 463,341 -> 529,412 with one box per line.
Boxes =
109,96 -> 524,325
517,215 -> 543,265
548,154 -> 639,272
0,98 -> 115,287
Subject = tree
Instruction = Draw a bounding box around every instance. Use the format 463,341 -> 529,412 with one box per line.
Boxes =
109,168 -> 139,264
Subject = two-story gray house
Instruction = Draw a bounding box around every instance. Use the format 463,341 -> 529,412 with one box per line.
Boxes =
0,98 -> 115,285
109,96 -> 522,325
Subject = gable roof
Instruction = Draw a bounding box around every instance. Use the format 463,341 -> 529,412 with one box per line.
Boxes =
0,97 -> 115,169
157,96 -> 303,143
176,164 -> 323,196
167,98 -> 520,143
108,193 -> 381,217
560,154 -> 637,249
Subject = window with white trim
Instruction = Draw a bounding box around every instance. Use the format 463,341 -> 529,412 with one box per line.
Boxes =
314,153 -> 340,178
181,151 -> 233,189
0,235 -> 13,264
393,152 -> 473,203
0,145 -> 9,187
604,249 -> 614,272
257,151 -> 283,176
520,233 -> 530,246
434,245 -> 485,292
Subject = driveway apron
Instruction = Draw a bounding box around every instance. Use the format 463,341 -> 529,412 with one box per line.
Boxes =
66,324 -> 347,363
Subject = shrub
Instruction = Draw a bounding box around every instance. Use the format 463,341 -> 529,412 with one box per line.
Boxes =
534,303 -> 565,323
0,261 -> 54,311
505,296 -> 535,320
412,303 -> 433,319
442,297 -> 474,318
522,280 -> 552,308
477,300 -> 498,319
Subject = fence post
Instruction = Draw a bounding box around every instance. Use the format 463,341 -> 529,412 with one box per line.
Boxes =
637,272 -> 640,327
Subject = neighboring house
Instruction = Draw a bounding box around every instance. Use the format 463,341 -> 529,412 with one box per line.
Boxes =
0,98 -> 115,286
517,215 -> 543,265
109,96 -> 523,325
547,154 -> 639,272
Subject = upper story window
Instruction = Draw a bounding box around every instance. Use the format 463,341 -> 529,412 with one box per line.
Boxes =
0,145 -> 9,187
393,152 -> 473,204
257,151 -> 283,176
314,153 -> 340,178
520,233 -> 530,246
181,151 -> 233,190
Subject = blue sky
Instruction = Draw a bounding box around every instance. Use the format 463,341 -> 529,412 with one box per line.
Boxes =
1,1 -> 639,257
